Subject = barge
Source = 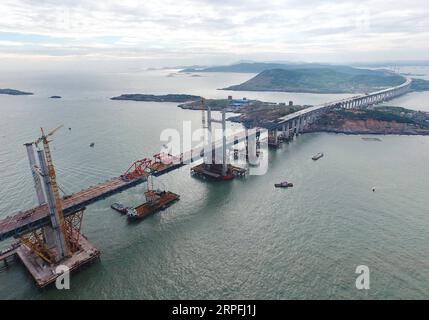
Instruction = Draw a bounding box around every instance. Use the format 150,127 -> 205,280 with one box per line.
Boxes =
127,190 -> 180,220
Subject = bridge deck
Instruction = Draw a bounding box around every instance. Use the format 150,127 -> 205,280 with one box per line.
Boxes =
0,175 -> 148,240
278,77 -> 412,124
0,138 -> 247,241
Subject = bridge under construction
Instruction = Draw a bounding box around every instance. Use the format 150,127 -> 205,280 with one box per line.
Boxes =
0,76 -> 412,288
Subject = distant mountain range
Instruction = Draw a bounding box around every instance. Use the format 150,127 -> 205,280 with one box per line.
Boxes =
181,62 -> 347,73
353,60 -> 429,67
180,60 -> 429,73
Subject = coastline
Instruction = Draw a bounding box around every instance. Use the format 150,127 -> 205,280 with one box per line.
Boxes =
303,128 -> 429,136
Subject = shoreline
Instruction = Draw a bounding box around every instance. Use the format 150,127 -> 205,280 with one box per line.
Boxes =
303,129 -> 429,136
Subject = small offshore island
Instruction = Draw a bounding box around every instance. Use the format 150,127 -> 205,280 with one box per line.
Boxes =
0,88 -> 33,95
111,93 -> 201,102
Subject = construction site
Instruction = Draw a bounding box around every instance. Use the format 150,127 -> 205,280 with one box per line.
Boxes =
0,98 -> 273,288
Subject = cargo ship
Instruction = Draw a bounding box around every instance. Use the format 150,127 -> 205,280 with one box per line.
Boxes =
127,190 -> 180,220
312,152 -> 324,160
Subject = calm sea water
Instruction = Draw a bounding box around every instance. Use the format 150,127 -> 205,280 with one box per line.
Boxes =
0,68 -> 428,299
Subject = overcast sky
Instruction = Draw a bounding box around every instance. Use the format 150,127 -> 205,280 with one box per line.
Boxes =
0,0 -> 428,68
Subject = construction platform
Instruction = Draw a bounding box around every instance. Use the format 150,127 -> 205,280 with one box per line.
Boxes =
191,163 -> 246,181
17,235 -> 100,288
128,191 -> 180,220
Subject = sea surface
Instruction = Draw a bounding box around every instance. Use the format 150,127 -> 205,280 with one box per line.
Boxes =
0,68 -> 428,299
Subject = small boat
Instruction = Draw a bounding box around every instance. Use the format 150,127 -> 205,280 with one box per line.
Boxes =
275,181 -> 293,188
312,152 -> 324,160
362,137 -> 382,142
111,202 -> 128,214
90,142 -> 95,147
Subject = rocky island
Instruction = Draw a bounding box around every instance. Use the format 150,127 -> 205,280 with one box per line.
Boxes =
0,88 -> 33,95
111,93 -> 201,102
305,106 -> 429,135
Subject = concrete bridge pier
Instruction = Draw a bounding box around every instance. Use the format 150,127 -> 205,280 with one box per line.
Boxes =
302,116 -> 308,131
288,121 -> 294,139
281,123 -> 290,141
290,119 -> 296,138
296,117 -> 301,136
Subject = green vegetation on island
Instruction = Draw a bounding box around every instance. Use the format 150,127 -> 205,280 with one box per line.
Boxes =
223,68 -> 406,94
321,107 -> 428,125
111,94 -> 202,102
0,88 -> 33,95
308,106 -> 429,135
227,103 -> 307,128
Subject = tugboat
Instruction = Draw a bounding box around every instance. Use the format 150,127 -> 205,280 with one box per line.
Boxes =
111,202 -> 128,214
275,181 -> 294,188
312,152 -> 324,160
